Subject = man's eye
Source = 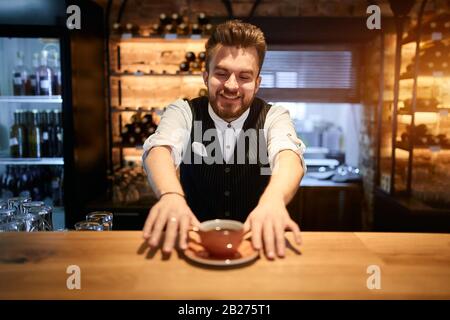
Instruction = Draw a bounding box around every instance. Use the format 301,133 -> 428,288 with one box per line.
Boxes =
216,71 -> 227,76
240,76 -> 251,80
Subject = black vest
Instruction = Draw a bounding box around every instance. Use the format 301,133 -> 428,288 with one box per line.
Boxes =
180,96 -> 271,222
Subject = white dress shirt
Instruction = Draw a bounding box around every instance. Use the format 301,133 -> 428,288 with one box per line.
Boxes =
142,98 -> 306,174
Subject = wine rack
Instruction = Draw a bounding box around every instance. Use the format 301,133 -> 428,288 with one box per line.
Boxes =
106,15 -> 210,205
378,1 -> 450,209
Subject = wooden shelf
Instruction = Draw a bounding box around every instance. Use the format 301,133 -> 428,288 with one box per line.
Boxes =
402,30 -> 450,45
110,35 -> 208,43
113,143 -> 143,150
398,107 -> 450,115
111,107 -> 156,113
0,157 -> 64,165
0,96 -> 62,103
111,72 -> 203,77
396,142 -> 449,152
400,71 -> 448,80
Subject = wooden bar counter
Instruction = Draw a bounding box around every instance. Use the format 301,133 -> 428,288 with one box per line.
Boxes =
0,231 -> 449,299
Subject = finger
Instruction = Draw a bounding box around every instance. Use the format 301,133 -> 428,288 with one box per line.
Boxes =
143,205 -> 159,239
286,219 -> 302,245
243,218 -> 251,234
263,220 -> 275,260
250,219 -> 263,250
149,210 -> 168,247
178,214 -> 189,250
273,219 -> 286,258
189,211 -> 201,227
162,216 -> 179,253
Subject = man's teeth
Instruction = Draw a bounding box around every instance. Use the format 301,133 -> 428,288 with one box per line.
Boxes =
221,94 -> 240,99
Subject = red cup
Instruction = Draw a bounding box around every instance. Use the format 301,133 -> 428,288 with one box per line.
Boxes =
190,219 -> 248,258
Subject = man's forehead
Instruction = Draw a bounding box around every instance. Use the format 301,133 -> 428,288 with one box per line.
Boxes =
211,45 -> 259,69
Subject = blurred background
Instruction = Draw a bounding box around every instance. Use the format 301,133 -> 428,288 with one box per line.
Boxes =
0,0 -> 449,232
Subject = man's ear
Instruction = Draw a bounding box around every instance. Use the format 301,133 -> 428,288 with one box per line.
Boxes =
202,71 -> 209,87
255,75 -> 262,94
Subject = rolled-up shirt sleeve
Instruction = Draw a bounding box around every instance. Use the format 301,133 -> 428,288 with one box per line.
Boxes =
264,105 -> 307,173
141,99 -> 192,172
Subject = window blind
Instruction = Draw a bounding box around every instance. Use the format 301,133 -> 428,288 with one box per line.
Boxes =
258,46 -> 360,103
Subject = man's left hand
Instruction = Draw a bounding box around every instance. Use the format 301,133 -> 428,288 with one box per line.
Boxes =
244,197 -> 302,260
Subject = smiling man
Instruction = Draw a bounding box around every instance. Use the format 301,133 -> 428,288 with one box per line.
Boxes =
142,20 -> 306,260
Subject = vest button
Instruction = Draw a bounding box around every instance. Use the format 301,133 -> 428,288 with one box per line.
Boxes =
224,190 -> 230,196
225,167 -> 231,173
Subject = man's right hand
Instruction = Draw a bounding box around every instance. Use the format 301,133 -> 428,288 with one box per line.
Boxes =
142,194 -> 200,254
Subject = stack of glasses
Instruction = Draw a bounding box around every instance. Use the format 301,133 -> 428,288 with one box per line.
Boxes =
0,197 -> 53,232
74,211 -> 113,231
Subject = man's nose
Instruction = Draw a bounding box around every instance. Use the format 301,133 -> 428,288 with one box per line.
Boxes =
224,73 -> 239,91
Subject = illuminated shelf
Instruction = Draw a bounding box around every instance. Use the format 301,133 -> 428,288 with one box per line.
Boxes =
112,143 -> 143,150
0,157 -> 64,165
400,71 -> 448,80
395,142 -> 449,152
402,30 -> 450,45
110,35 -> 208,43
111,107 -> 156,113
111,72 -> 203,77
0,96 -> 62,103
398,108 -> 450,115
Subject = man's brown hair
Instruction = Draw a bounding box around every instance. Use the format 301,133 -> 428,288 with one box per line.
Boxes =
205,20 -> 267,74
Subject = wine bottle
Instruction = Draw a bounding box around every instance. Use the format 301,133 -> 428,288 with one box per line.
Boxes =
191,23 -> 202,35
165,24 -> 176,34
171,13 -> 182,25
185,51 -> 196,62
152,23 -> 163,36
159,13 -> 170,26
12,51 -> 29,96
28,53 -> 40,95
125,23 -> 140,36
28,110 -> 42,158
112,22 -> 123,35
54,110 -> 63,157
39,111 -> 50,157
9,110 -> 26,158
203,23 -> 213,36
177,23 -> 189,36
179,61 -> 189,72
46,110 -> 56,157
37,50 -> 53,96
49,52 -> 62,96
198,12 -> 208,26
198,51 -> 206,61
190,60 -> 201,72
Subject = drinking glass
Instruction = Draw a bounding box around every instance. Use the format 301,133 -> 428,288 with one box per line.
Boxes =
14,213 -> 41,232
74,221 -> 103,231
0,220 -> 26,232
27,206 -> 53,231
86,211 -> 113,231
7,197 -> 32,215
0,200 -> 8,210
0,209 -> 16,224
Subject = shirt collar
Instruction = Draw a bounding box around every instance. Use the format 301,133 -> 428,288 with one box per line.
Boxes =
208,102 -> 250,131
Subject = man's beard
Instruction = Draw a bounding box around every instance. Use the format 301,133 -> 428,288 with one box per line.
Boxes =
208,89 -> 256,121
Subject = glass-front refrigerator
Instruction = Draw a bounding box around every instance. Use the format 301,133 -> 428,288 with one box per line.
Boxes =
0,0 -> 108,229
0,37 -> 65,227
